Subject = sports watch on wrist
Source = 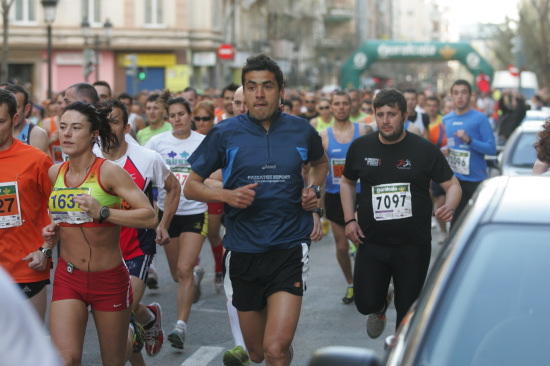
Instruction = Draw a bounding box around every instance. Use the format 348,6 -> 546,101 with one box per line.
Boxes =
313,207 -> 325,218
98,206 -> 110,223
39,247 -> 52,258
308,185 -> 321,199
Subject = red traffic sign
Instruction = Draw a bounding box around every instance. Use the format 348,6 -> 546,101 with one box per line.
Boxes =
508,64 -> 520,77
217,44 -> 236,60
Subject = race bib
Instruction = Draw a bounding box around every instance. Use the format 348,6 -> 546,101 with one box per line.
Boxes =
172,166 -> 190,195
371,183 -> 412,221
49,187 -> 93,224
0,181 -> 22,228
330,158 -> 346,185
448,148 -> 470,175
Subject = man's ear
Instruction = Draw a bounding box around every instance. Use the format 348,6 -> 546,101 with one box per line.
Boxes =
24,103 -> 32,119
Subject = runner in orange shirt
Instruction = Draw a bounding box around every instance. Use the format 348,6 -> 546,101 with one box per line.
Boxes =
0,88 -> 53,320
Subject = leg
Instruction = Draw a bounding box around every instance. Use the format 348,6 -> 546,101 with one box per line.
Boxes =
263,292 -> 302,366
130,276 -> 146,313
127,275 -> 147,365
93,308 -> 132,366
452,180 -> 481,226
164,238 -> 180,282
175,232 -> 205,322
29,285 -> 48,320
207,213 -> 224,274
238,309 -> 267,363
353,243 -> 392,315
50,300 -> 89,366
331,221 -> 353,284
390,244 -> 431,327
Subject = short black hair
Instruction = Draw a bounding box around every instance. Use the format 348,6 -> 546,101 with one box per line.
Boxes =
222,83 -> 239,96
403,88 -> 417,96
103,99 -> 129,125
330,90 -> 351,104
451,79 -> 472,94
373,89 -> 407,115
118,92 -> 132,102
167,97 -> 192,115
4,83 -> 30,107
92,80 -> 112,96
426,95 -> 440,104
0,88 -> 18,118
68,83 -> 99,104
241,54 -> 284,89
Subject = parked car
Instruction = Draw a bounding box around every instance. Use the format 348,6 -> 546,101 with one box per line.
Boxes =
309,176 -> 550,366
498,120 -> 544,175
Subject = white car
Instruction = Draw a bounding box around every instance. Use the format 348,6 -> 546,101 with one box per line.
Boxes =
498,120 -> 545,176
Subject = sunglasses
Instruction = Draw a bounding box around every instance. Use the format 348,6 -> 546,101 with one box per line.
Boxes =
318,106 -> 329,110
194,116 -> 212,122
305,100 -> 316,103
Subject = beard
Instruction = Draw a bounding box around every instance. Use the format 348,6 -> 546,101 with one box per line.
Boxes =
379,123 -> 404,142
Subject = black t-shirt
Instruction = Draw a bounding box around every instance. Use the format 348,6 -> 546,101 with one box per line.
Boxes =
343,132 -> 453,246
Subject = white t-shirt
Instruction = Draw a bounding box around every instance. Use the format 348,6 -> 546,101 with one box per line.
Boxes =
0,267 -> 62,366
146,130 -> 207,215
95,142 -> 170,193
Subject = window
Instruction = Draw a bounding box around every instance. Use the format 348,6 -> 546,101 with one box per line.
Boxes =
12,0 -> 36,24
145,0 -> 164,26
81,0 -> 101,25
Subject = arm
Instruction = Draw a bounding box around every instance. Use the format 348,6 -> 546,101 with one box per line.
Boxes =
204,169 -> 223,189
340,175 -> 364,244
533,159 -> 549,175
435,175 -> 462,222
30,125 -> 50,154
75,162 -> 157,228
457,118 -> 497,155
301,154 -> 328,211
185,171 -> 257,208
156,172 -> 180,244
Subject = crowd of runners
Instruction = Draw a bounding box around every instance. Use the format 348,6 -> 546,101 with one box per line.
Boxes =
1,53 -> 513,366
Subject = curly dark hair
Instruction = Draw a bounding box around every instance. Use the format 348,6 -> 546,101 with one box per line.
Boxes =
535,118 -> 550,163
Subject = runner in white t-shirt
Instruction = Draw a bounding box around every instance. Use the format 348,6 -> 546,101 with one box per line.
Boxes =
145,96 -> 208,351
94,100 -> 180,360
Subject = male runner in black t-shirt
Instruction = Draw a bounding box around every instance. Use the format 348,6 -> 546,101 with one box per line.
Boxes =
340,89 -> 461,338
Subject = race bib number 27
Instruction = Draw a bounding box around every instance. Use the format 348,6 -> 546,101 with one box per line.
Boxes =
372,183 -> 412,221
0,182 -> 22,228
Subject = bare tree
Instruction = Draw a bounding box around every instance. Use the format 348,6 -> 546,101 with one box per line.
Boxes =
1,0 -> 15,83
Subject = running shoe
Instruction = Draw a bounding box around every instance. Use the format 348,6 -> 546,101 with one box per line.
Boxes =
386,283 -> 394,308
214,271 -> 224,294
193,266 -> 205,303
222,345 -> 250,366
342,286 -> 354,304
144,302 -> 164,356
366,312 -> 387,339
146,265 -> 159,290
130,317 -> 145,353
168,325 -> 186,350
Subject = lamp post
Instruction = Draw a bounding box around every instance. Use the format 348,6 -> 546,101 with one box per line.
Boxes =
81,18 -> 113,82
41,0 -> 58,100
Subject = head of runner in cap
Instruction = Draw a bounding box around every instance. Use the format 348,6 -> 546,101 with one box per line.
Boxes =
61,101 -> 117,153
0,89 -> 18,149
373,89 -> 407,143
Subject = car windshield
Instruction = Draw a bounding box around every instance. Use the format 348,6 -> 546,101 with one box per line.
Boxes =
415,224 -> 550,366
510,132 -> 537,167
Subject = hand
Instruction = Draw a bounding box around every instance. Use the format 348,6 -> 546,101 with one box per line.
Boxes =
435,204 -> 454,222
345,220 -> 365,245
310,213 -> 323,241
42,223 -> 59,245
224,183 -> 258,209
301,187 -> 319,211
155,225 -> 170,246
22,250 -> 48,271
455,129 -> 470,144
73,194 -> 101,219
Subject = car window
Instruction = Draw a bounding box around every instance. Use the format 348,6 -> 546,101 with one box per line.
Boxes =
415,224 -> 550,366
510,132 -> 537,167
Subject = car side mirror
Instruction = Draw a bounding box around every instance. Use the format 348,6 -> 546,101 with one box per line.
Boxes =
308,346 -> 382,366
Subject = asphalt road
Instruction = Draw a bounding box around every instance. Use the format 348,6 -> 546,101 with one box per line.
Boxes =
73,224 -> 445,366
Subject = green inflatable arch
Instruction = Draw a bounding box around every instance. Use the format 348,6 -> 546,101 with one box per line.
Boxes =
340,40 -> 494,89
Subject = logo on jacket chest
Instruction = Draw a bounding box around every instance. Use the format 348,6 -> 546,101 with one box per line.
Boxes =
396,159 -> 412,169
364,157 -> 382,167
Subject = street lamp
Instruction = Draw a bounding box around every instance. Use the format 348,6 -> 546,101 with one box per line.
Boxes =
41,0 -> 58,99
81,17 -> 113,82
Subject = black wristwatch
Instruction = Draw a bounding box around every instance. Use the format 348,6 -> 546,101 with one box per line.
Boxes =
39,247 -> 52,258
313,207 -> 324,218
308,185 -> 321,199
98,206 -> 110,223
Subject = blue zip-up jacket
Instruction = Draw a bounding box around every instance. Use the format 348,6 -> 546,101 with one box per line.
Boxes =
443,109 -> 496,182
188,111 -> 324,253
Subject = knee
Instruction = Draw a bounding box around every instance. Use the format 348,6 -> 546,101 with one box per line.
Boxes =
264,341 -> 290,363
355,295 -> 384,316
248,351 -> 265,364
335,243 -> 348,256
61,354 -> 82,366
176,265 -> 193,282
